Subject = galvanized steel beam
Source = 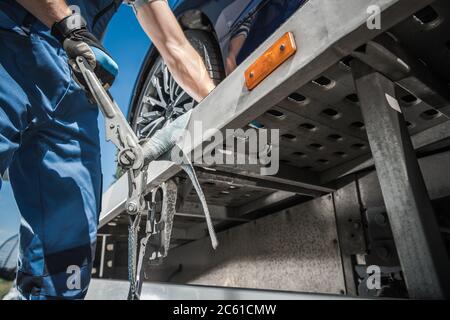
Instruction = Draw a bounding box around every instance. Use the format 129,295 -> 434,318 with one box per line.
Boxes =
352,60 -> 450,299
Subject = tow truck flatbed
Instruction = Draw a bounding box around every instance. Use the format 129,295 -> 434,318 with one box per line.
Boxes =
96,0 -> 450,299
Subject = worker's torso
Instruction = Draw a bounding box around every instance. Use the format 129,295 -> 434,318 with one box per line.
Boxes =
0,0 -> 123,39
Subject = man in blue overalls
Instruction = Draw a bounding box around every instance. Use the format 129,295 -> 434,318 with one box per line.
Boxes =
0,0 -> 215,300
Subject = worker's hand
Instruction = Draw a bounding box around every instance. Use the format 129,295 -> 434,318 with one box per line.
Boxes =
51,14 -> 119,90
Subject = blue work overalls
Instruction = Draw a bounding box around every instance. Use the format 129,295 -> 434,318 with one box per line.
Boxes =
0,0 -> 122,299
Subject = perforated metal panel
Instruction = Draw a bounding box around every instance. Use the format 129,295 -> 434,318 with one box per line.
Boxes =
252,59 -> 448,173
193,179 -> 273,207
390,1 -> 450,85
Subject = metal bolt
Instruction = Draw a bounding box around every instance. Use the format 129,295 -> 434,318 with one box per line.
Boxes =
120,150 -> 136,167
375,212 -> 388,226
249,71 -> 254,78
127,202 -> 138,213
280,43 -> 286,51
126,151 -> 136,162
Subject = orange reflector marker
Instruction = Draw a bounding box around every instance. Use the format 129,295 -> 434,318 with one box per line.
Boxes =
245,32 -> 297,90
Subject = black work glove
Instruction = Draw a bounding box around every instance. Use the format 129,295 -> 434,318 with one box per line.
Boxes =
51,14 -> 119,90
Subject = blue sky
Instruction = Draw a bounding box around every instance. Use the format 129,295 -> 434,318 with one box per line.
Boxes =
0,4 -> 150,244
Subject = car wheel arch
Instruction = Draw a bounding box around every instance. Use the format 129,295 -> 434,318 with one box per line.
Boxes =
128,9 -> 224,122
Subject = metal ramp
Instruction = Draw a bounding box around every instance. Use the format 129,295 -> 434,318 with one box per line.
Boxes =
97,0 -> 450,299
86,279 -> 352,300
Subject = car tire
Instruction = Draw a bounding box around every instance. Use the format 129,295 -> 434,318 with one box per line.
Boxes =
131,29 -> 225,140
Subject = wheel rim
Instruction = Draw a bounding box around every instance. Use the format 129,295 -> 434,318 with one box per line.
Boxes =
134,57 -> 196,140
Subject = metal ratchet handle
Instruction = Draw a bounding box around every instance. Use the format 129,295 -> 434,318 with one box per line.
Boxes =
75,56 -> 144,170
74,57 -> 163,300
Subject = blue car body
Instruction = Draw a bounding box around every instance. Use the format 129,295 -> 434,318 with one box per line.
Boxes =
128,0 -> 308,116
172,0 -> 307,63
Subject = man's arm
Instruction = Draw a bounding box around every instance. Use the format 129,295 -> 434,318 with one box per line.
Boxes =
17,0 -> 118,90
134,0 -> 216,102
17,0 -> 214,101
16,0 -> 71,28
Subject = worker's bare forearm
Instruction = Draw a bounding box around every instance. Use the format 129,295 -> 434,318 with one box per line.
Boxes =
165,41 -> 215,101
135,0 -> 215,102
16,0 -> 72,28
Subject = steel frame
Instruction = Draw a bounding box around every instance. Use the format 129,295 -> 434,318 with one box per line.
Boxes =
86,279 -> 354,300
99,0 -> 434,228
352,60 -> 450,299
94,0 -> 450,300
